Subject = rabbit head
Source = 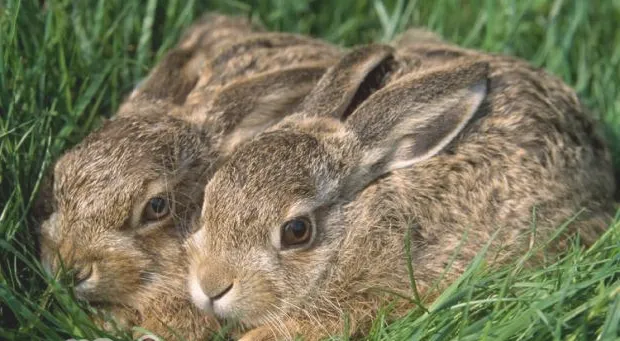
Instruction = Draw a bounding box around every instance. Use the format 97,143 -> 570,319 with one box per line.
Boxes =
187,44 -> 490,336
39,114 -> 212,305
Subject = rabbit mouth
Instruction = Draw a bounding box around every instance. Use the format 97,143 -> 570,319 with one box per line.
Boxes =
189,274 -> 239,318
188,274 -> 276,327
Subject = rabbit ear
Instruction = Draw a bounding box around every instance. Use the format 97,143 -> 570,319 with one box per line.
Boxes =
116,49 -> 203,119
178,64 -> 329,154
345,61 -> 489,189
296,44 -> 396,119
127,14 -> 263,105
176,13 -> 263,51
131,49 -> 202,105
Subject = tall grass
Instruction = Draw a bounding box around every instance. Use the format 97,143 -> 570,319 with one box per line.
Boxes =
1,1 -> 619,340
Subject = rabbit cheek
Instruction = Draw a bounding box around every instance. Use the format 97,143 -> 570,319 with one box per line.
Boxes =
39,237 -> 57,278
96,265 -> 145,304
227,274 -> 281,327
79,243 -> 151,305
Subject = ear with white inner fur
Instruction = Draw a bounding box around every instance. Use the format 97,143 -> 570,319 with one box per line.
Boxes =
344,61 -> 489,191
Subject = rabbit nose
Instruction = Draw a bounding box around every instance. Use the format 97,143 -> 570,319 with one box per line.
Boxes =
198,263 -> 235,301
210,282 -> 233,301
200,277 -> 234,301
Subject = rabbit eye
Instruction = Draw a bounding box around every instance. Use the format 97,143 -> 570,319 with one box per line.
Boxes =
143,196 -> 170,221
280,217 -> 313,249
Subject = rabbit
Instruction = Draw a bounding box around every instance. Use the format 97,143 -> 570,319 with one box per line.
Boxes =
35,13 -> 343,341
186,32 -> 615,341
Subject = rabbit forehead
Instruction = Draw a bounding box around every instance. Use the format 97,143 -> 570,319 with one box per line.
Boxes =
222,130 -> 333,192
54,149 -> 150,222
53,115 -> 205,225
202,130 -> 344,240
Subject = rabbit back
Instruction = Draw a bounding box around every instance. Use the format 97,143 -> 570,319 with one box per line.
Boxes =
343,35 -> 615,290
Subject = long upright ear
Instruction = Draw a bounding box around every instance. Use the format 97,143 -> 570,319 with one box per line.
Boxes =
346,61 -> 489,188
171,64 -> 330,154
296,44 -> 396,119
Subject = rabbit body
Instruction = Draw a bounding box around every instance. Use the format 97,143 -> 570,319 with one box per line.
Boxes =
187,30 -> 615,341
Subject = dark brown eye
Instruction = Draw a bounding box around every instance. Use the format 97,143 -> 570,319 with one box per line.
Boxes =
280,217 -> 313,249
143,196 -> 170,221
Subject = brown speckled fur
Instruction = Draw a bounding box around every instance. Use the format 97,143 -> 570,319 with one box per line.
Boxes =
187,30 -> 615,340
35,13 -> 342,340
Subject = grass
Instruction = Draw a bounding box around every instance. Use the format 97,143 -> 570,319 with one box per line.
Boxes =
1,0 -> 619,340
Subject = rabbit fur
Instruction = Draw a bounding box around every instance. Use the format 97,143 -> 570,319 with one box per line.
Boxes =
186,29 -> 615,340
35,13 -> 343,341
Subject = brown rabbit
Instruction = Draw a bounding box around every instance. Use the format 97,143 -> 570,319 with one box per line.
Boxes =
36,13 -> 342,341
186,34 -> 615,340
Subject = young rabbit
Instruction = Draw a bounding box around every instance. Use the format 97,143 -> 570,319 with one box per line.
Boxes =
35,14 -> 342,341
186,36 -> 615,340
